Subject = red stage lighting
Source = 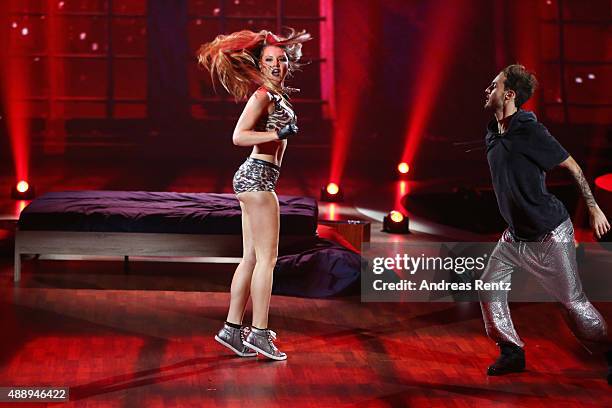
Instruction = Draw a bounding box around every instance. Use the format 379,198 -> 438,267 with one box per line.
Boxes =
390,210 -> 404,223
327,183 -> 339,195
595,174 -> 612,192
401,0 -> 469,167
393,181 -> 409,218
398,162 -> 410,174
319,202 -> 338,221
2,10 -> 32,194
16,181 -> 29,193
321,183 -> 344,202
383,210 -> 410,234
328,1 -> 373,195
15,200 -> 28,217
12,180 -> 35,200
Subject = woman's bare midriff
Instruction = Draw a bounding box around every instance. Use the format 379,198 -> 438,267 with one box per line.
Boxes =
250,139 -> 287,167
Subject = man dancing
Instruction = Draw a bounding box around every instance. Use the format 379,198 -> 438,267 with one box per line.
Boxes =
480,64 -> 611,381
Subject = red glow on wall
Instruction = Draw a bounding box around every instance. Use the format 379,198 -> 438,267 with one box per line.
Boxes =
329,1 -> 375,185
2,1 -> 31,183
510,0 -> 539,113
401,0 -> 469,166
319,0 -> 336,121
46,0 -> 67,154
2,41 -> 30,180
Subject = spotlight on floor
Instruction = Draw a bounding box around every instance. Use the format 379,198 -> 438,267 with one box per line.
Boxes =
11,180 -> 35,200
320,182 -> 344,202
383,210 -> 410,234
397,162 -> 410,175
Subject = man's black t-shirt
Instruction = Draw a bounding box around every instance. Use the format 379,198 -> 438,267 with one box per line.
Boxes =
486,110 -> 570,240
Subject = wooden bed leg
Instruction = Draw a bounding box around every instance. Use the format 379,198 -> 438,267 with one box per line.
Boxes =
14,246 -> 21,283
124,256 -> 129,273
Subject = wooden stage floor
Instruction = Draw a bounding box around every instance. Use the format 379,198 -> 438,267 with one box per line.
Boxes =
0,258 -> 610,407
0,163 -> 610,406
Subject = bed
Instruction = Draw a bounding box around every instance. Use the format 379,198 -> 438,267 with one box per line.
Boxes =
14,191 -> 319,282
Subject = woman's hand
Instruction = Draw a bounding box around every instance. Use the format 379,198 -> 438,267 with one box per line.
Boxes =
276,124 -> 298,140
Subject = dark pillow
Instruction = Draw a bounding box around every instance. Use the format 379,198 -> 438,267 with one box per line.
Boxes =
273,238 -> 361,298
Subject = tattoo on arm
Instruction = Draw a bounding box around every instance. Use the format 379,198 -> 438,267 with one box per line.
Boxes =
571,167 -> 597,208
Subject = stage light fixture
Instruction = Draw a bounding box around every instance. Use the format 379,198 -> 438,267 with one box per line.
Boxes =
17,181 -> 29,193
390,211 -> 404,223
321,183 -> 344,202
383,210 -> 410,234
11,180 -> 35,200
398,162 -> 410,175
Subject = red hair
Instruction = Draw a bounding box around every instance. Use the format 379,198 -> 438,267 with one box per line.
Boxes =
197,28 -> 311,100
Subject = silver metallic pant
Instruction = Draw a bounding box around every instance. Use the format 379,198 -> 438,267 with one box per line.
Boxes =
479,218 -> 608,350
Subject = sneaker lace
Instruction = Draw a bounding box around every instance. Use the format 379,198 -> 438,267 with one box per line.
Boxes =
240,326 -> 250,341
266,329 -> 279,350
267,329 -> 277,340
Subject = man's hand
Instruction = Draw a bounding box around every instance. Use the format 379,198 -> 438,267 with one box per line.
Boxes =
589,206 -> 611,239
560,156 -> 610,238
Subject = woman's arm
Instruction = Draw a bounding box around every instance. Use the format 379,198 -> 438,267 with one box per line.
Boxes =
232,89 -> 281,146
559,156 -> 611,238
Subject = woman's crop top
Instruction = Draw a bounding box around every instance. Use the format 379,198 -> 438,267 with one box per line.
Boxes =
255,89 -> 297,132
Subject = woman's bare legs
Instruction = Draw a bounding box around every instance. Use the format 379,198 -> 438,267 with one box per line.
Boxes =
235,191 -> 279,329
226,200 -> 257,325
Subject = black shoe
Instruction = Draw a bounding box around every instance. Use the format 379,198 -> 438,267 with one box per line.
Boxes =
487,343 -> 525,376
606,350 -> 612,385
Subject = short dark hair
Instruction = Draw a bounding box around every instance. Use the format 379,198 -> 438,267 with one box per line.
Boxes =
502,64 -> 538,108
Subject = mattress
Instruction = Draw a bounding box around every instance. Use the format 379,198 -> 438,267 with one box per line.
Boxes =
18,191 -> 318,235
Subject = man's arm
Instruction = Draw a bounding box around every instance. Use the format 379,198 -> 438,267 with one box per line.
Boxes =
559,156 -> 596,208
559,156 -> 611,239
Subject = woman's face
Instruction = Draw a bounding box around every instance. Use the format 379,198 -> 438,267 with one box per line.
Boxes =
260,45 -> 289,85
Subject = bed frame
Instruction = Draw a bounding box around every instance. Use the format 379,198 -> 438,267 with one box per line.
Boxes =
13,229 -> 309,282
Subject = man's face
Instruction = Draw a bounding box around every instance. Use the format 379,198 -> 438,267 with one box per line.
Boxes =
484,73 -> 506,111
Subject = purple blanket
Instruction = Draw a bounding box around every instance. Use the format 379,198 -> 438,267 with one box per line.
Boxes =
18,191 -> 318,235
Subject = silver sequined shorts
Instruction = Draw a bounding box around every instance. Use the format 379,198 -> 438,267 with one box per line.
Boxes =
232,157 -> 280,194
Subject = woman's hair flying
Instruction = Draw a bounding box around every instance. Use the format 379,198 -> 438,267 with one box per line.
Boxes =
197,28 -> 311,100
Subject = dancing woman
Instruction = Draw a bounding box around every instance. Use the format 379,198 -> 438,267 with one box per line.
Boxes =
198,28 -> 310,361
